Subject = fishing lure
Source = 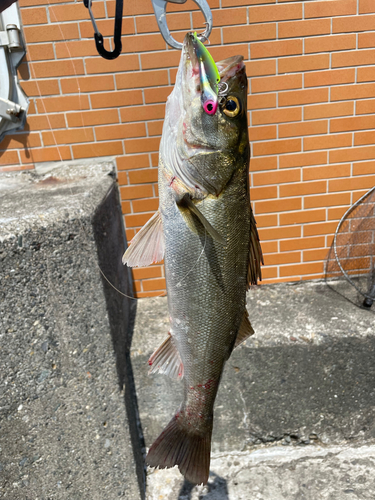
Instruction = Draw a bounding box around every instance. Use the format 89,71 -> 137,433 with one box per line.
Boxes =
191,32 -> 220,115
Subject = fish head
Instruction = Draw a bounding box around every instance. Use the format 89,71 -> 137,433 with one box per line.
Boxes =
162,33 -> 249,196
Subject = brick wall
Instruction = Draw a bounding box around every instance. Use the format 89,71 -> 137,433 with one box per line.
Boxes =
2,0 -> 375,297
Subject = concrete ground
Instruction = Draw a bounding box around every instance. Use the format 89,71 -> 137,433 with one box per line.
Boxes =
131,280 -> 375,499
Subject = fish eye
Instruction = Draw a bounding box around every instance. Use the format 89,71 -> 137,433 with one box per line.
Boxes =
223,96 -> 241,117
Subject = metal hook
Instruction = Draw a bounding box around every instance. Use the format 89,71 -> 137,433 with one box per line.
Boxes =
151,0 -> 213,50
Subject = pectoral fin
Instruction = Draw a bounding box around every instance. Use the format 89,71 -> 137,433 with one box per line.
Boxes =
122,209 -> 164,268
177,194 -> 225,244
148,333 -> 184,380
234,309 -> 254,348
247,209 -> 263,287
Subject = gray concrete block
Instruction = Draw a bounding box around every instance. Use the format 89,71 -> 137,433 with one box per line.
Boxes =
0,163 -> 143,499
131,281 -> 375,498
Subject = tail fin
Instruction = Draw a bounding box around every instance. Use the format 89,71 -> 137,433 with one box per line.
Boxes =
146,412 -> 212,485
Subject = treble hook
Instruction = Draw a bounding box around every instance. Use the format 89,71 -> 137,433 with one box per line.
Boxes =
151,0 -> 213,50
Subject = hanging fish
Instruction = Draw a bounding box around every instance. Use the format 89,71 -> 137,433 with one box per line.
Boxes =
123,32 -> 263,485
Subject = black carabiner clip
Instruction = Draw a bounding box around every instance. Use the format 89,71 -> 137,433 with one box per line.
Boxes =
84,0 -> 123,60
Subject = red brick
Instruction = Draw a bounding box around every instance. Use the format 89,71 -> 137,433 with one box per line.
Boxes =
303,222 -> 338,237
352,161 -> 375,176
19,146 -> 71,164
249,3 -> 301,23
248,93 -> 277,110
305,0 -> 356,18
264,252 -> 301,266
95,123 -> 146,141
304,102 -> 354,120
278,54 -> 329,74
356,99 -> 375,115
1,133 -> 41,150
252,107 -> 301,126
121,34 -> 166,54
358,32 -> 375,48
329,175 -> 375,192
140,51 -> 181,71
279,262 -> 324,277
330,145 -> 375,163
19,0 -> 74,5
117,155 -> 150,171
125,137 -> 160,154
120,104 -> 166,123
280,236 -> 325,252
245,60 -> 276,77
333,14 -> 375,33
279,209 -> 326,226
279,19 -> 330,38
223,24 -> 276,44
357,67 -> 375,83
30,59 -> 84,78
55,40 -> 98,58
259,241 -> 278,255
305,34 -> 356,54
332,49 -> 375,68
136,12 -> 190,34
61,76 -> 115,94
132,198 -> 159,213
43,128 -> 94,146
72,141 -> 123,160
79,18 -> 135,38
254,197 -> 301,214
279,151 -> 327,169
303,164 -> 351,181
258,226 -> 301,241
38,95 -> 90,113
26,114 -> 66,130
125,213 -> 155,228
304,193 -> 351,209
280,181 -> 326,198
251,74 -> 302,94
328,206 -> 348,220
21,6 -> 47,24
359,0 -> 375,13
49,2 -> 105,22
21,80 -> 60,97
260,267 -> 278,280
0,150 -> 19,165
304,133 -> 352,151
144,87 -> 173,104
0,165 -> 32,173
251,39 -> 302,59
222,0 -> 275,6
253,138 -> 301,157
279,120 -> 328,139
132,266 -> 162,280
67,109 -> 119,128
116,70 -> 169,90
86,54 -> 139,75
305,69 -> 355,88
193,7 -> 247,28
27,43 -> 55,61
118,173 -> 129,187
121,183 -> 154,200
148,121 -> 164,137
253,169 -> 300,186
250,186 -> 278,201
250,156 -> 278,172
303,249 -> 330,263
331,115 -> 375,133
23,23 -> 79,43
128,169 -> 158,185
279,88 -> 328,107
91,90 -> 143,109
253,214 -> 278,228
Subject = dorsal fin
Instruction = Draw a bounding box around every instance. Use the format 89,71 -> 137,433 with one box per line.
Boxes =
234,309 -> 254,348
247,209 -> 263,287
122,209 -> 164,268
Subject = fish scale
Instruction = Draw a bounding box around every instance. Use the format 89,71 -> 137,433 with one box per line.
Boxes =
123,33 -> 262,485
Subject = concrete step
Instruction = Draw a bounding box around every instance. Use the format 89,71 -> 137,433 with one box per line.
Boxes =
131,281 -> 375,498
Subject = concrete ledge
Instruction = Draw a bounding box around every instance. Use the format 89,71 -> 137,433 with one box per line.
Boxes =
0,163 -> 143,499
131,281 -> 375,498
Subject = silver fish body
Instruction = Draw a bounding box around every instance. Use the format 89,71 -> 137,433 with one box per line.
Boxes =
123,33 -> 262,485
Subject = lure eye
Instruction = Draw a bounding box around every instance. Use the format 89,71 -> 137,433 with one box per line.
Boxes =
223,96 -> 241,118
203,100 -> 217,115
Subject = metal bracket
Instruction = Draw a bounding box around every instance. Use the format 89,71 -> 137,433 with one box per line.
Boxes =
0,24 -> 22,50
0,97 -> 24,123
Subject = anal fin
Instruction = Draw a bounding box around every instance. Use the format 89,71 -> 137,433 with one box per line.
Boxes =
122,209 -> 164,268
234,309 -> 254,348
148,333 -> 184,380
